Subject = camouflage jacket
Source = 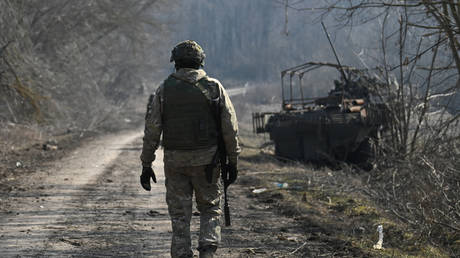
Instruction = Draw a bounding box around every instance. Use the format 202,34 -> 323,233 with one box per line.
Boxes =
140,68 -> 240,167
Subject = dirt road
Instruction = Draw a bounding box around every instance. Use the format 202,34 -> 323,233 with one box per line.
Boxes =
0,129 -> 393,257
0,129 -> 301,258
0,130 -> 177,257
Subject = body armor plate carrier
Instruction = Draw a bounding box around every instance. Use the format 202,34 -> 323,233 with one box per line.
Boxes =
162,75 -> 218,150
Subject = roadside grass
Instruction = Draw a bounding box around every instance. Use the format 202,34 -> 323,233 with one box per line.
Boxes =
238,129 -> 449,257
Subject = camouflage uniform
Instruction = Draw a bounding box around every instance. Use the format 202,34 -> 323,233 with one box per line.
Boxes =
141,67 -> 240,257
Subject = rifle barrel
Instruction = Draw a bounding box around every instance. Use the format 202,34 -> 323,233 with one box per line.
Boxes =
224,186 -> 231,226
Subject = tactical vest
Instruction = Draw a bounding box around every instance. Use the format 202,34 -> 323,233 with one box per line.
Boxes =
162,75 -> 218,150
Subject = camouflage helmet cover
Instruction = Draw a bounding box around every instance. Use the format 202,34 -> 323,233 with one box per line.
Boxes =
170,40 -> 206,65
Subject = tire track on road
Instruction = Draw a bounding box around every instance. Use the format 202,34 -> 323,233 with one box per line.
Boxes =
0,131 -> 171,257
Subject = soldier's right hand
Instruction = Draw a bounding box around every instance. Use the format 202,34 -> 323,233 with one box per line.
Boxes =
140,166 -> 157,191
226,163 -> 238,186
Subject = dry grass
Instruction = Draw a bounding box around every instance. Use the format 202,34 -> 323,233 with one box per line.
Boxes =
238,128 -> 452,257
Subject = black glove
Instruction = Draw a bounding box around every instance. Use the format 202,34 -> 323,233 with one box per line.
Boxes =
226,163 -> 238,186
140,166 -> 156,191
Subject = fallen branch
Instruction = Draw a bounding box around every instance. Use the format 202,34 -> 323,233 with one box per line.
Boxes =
291,241 -> 308,254
432,220 -> 460,232
392,208 -> 416,225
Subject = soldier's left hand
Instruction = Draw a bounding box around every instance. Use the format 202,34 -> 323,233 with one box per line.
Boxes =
140,166 -> 157,191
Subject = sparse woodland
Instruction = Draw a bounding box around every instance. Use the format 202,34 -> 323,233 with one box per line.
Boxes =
285,0 -> 460,252
0,0 -> 173,130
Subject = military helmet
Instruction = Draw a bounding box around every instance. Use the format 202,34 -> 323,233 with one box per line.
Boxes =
170,40 -> 206,66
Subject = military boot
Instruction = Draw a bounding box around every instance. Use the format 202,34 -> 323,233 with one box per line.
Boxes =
198,245 -> 217,258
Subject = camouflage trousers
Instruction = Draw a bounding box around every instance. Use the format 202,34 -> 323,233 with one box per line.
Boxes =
164,163 -> 222,258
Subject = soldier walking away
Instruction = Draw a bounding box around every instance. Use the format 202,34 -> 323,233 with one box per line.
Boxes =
140,40 -> 240,258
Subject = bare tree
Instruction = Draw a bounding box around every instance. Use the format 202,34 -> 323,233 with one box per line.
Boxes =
1,0 -> 175,129
276,0 -> 460,253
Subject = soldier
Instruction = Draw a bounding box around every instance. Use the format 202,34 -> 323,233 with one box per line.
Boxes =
140,40 -> 240,258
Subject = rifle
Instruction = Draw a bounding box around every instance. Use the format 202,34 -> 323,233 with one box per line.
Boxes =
205,94 -> 231,226
193,78 -> 231,226
219,142 -> 231,227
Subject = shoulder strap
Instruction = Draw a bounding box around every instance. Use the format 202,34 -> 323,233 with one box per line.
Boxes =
169,74 -> 219,103
196,77 -> 221,122
195,77 -> 214,102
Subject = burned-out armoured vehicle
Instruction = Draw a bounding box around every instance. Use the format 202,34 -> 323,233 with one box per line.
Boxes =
252,62 -> 387,165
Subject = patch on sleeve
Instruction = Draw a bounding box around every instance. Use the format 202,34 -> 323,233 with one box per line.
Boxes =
145,94 -> 154,120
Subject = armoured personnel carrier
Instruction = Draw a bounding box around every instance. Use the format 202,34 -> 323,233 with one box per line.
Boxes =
252,62 -> 387,165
